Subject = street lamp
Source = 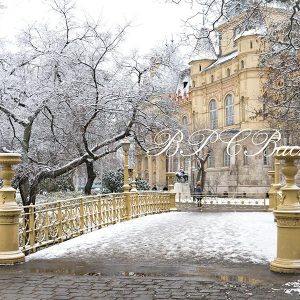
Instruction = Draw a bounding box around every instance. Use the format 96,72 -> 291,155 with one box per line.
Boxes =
121,138 -> 131,193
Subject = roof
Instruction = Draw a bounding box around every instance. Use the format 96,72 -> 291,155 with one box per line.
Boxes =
189,27 -> 218,62
205,51 -> 238,71
234,27 -> 266,41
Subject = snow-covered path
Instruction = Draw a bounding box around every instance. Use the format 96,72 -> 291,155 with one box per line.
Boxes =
27,212 -> 276,265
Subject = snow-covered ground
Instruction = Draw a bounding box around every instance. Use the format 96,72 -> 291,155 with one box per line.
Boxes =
27,212 -> 276,265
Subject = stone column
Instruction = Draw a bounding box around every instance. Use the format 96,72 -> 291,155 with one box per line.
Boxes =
270,146 -> 300,273
148,157 -> 153,187
268,171 -> 275,210
0,153 -> 25,264
273,158 -> 281,210
166,172 -> 177,211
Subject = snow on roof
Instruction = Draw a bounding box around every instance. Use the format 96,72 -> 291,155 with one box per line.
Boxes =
189,27 -> 218,62
234,27 -> 266,41
205,51 -> 238,71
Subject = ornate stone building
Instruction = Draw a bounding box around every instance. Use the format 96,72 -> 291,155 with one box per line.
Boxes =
137,8 -> 286,195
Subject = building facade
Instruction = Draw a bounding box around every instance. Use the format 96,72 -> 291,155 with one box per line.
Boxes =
137,8 -> 286,195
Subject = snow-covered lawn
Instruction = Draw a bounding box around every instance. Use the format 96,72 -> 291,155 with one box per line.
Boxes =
27,212 -> 276,265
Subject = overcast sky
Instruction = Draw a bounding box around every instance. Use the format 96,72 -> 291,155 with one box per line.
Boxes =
0,0 -> 195,54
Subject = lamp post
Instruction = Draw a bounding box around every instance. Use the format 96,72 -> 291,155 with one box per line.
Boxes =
121,138 -> 131,193
0,153 -> 25,264
121,138 -> 132,220
131,168 -> 137,192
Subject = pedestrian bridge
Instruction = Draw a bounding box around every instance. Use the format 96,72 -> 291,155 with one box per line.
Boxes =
1,146 -> 300,274
19,190 -> 270,255
19,191 -> 176,254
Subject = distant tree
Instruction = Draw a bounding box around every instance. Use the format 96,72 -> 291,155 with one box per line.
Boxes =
102,169 -> 124,193
39,174 -> 75,193
257,10 -> 300,144
0,0 -> 182,205
135,177 -> 150,191
102,169 -> 151,193
168,0 -> 299,52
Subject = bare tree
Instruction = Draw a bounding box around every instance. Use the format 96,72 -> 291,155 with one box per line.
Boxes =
257,9 -> 300,144
0,0 -> 183,205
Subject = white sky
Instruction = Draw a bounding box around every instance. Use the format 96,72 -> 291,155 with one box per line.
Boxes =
0,0 -> 195,54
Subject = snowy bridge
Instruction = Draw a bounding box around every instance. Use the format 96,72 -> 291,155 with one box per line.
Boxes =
19,191 -> 175,254
19,191 -> 270,256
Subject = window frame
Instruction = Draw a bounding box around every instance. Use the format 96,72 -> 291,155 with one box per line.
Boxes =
207,152 -> 215,168
223,148 -> 231,167
209,99 -> 218,129
225,94 -> 234,126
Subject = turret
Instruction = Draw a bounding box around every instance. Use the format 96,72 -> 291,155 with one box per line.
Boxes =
189,27 -> 217,76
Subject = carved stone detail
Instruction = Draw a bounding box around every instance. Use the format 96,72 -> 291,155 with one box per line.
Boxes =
276,216 -> 300,228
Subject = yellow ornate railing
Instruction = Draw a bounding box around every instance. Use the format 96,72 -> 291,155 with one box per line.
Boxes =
19,191 -> 173,254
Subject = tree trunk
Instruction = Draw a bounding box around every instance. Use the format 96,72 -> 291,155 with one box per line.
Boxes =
84,160 -> 96,195
19,176 -> 30,206
200,167 -> 206,191
195,154 -> 209,191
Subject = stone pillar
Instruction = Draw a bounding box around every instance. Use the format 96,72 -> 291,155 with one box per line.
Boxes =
148,157 -> 153,187
273,158 -> 281,210
0,153 -> 25,264
268,171 -> 275,210
270,146 -> 300,273
140,155 -> 144,179
166,172 -> 177,211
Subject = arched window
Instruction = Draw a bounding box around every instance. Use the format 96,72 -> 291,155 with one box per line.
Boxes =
210,74 -> 214,83
223,148 -> 230,167
199,65 -> 202,71
241,60 -> 245,69
182,116 -> 188,125
226,68 -> 231,77
208,152 -> 215,168
250,41 -> 253,49
225,94 -> 234,126
243,147 -> 248,165
209,99 -> 218,129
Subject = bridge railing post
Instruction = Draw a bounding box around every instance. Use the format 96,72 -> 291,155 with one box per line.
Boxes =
166,172 -> 177,211
79,197 -> 84,234
97,194 -> 102,228
29,204 -> 36,253
57,201 -> 63,243
270,146 -> 300,274
0,153 -> 25,264
124,192 -> 132,220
